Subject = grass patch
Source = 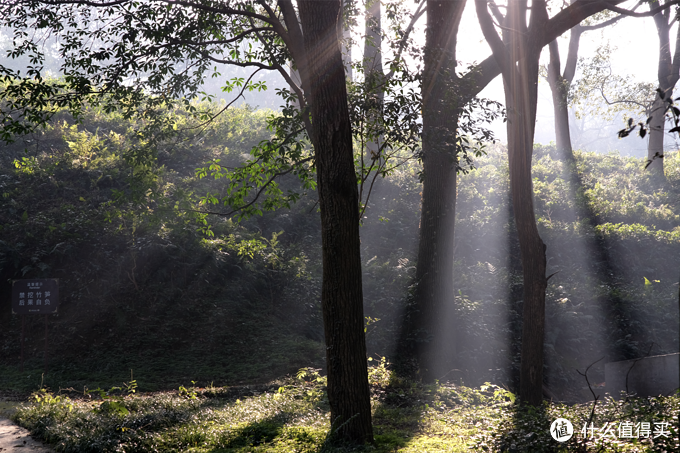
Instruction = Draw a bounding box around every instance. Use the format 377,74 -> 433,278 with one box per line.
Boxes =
10,365 -> 679,452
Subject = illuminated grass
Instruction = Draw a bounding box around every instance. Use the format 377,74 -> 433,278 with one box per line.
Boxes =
13,366 -> 677,452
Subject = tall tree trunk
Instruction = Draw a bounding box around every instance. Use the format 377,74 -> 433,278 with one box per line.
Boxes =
545,5 -> 622,165
547,14 -> 625,162
476,0 -> 548,406
409,0 -> 466,383
505,54 -> 548,408
298,0 -> 373,443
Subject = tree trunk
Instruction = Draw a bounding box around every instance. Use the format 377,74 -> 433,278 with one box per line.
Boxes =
298,0 -> 373,443
505,58 -> 548,407
476,0 -> 548,406
407,0 -> 626,384
409,0 -> 466,383
363,0 -> 384,163
341,0 -> 353,81
647,2 -> 680,180
547,39 -> 576,164
647,91 -> 667,176
364,0 -> 381,78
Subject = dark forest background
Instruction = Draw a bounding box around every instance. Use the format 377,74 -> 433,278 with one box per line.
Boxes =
1,104 -> 677,402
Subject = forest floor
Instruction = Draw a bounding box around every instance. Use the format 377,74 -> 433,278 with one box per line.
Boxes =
3,375 -> 678,452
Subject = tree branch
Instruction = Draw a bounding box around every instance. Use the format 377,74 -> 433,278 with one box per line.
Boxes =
277,0 -> 310,98
461,0 -> 652,102
161,0 -> 275,24
384,0 -> 426,81
31,0 -> 133,6
199,156 -> 313,218
178,68 -> 265,133
603,0 -> 680,17
561,26 -> 582,83
197,54 -> 277,70
475,0 -> 509,72
167,28 -> 275,47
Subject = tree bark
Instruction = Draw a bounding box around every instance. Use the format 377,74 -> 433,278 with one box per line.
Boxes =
647,0 -> 680,179
475,0 -> 548,406
363,0 -> 384,164
364,0 -> 382,78
547,31 -> 580,164
297,0 -> 373,443
547,13 -> 624,163
409,0 -> 466,383
647,93 -> 668,176
341,0 -> 353,80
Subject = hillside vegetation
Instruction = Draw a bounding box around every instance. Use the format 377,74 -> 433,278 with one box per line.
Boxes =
0,104 -> 678,451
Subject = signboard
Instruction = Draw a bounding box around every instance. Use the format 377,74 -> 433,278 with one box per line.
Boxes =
12,279 -> 59,314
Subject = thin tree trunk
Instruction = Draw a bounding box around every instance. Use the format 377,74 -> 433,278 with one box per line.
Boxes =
547,39 -> 576,164
647,92 -> 667,176
364,0 -> 384,162
409,0 -> 466,383
647,1 -> 680,179
364,0 -> 381,78
341,0 -> 353,80
298,0 -> 373,443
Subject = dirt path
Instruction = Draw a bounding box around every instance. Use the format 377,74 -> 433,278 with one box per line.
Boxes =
0,418 -> 54,452
0,399 -> 54,453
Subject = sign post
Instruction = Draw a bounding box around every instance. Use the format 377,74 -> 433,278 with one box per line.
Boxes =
12,279 -> 59,373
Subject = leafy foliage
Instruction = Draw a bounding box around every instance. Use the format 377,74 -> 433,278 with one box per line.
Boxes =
570,44 -> 655,122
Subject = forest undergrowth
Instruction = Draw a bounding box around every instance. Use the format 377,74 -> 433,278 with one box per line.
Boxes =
6,364 -> 679,452
0,104 -> 678,451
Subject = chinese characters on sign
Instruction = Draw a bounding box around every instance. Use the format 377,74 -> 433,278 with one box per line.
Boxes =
12,279 -> 59,314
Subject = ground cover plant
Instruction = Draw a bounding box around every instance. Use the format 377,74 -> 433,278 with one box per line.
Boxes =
9,364 -> 679,452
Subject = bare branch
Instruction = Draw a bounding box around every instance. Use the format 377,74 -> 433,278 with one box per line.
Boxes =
198,54 -> 277,70
603,0 -> 680,17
